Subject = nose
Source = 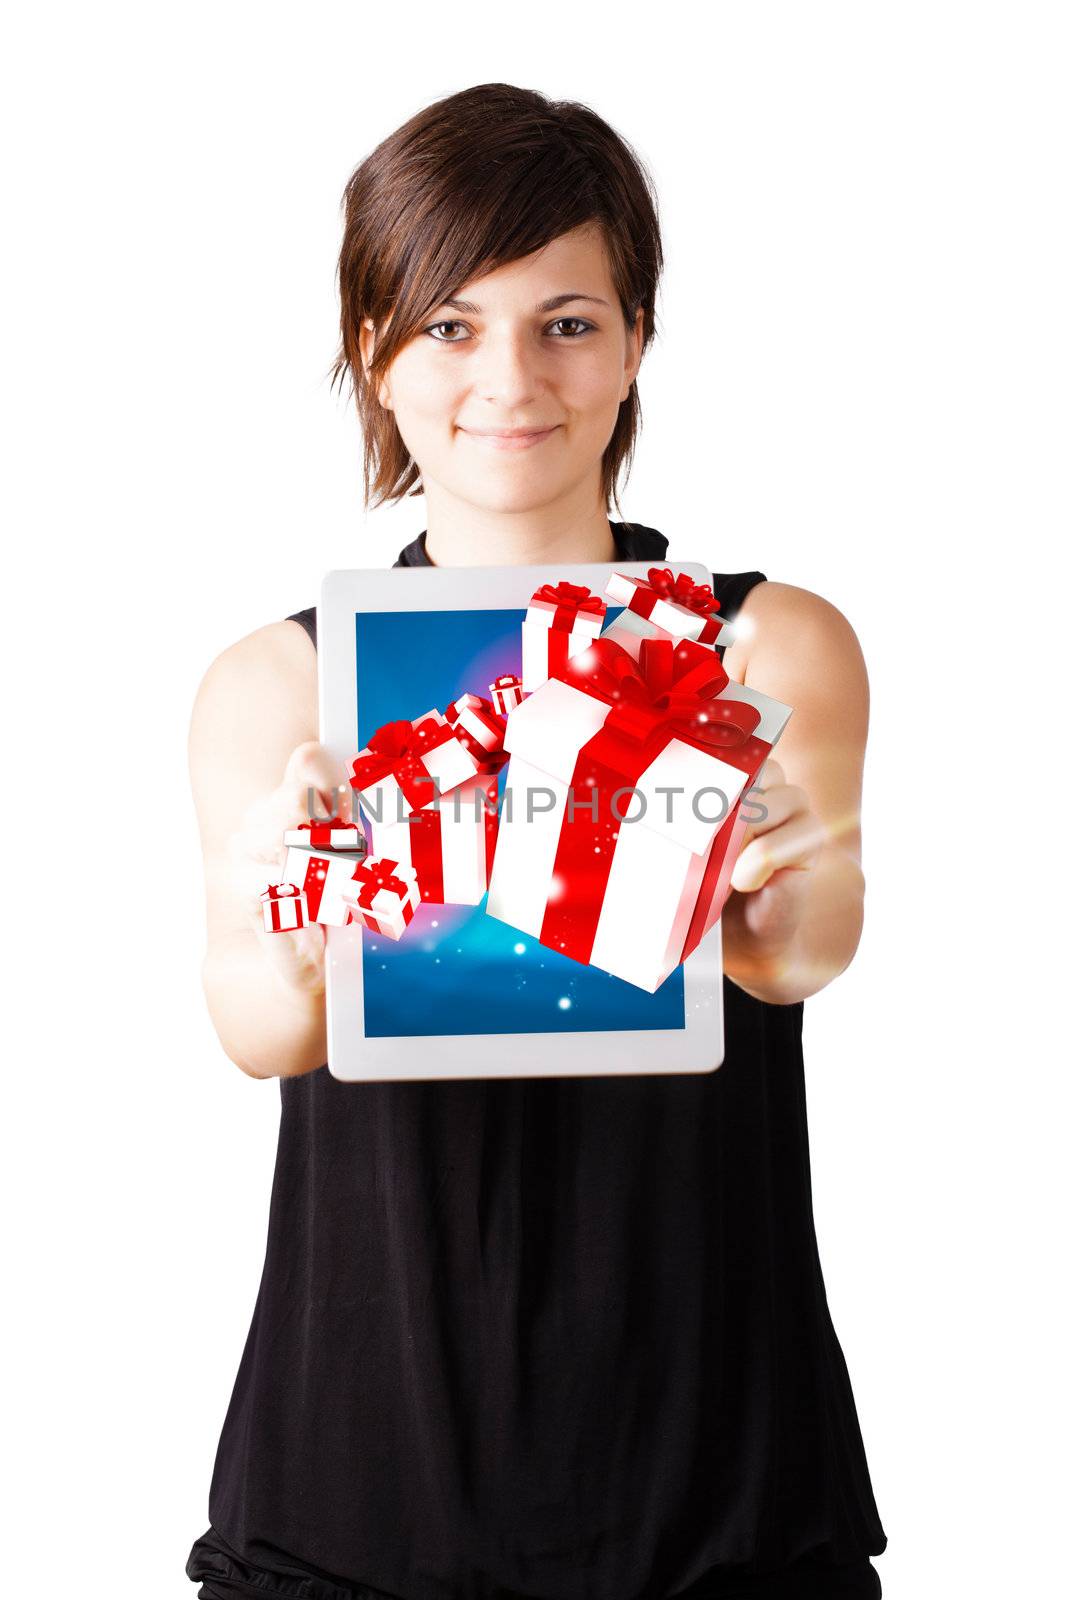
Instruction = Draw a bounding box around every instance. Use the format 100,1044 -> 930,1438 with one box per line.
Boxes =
471,324 -> 545,407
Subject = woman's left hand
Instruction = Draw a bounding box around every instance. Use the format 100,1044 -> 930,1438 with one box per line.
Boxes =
721,757 -> 828,968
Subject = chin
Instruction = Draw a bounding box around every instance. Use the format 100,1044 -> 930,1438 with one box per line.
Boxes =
451,476 -> 562,515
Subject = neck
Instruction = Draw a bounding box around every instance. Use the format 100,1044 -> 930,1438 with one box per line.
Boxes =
420,480 -> 619,567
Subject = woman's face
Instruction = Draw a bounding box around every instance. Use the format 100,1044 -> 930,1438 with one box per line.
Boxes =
361,223 -> 644,515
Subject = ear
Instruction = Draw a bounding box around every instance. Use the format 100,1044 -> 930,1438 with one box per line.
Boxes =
359,318 -> 393,410
623,305 -> 645,397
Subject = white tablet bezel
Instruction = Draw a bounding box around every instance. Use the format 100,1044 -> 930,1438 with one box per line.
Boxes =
318,560 -> 726,1083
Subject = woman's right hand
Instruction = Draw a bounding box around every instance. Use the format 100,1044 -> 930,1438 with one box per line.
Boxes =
227,740 -> 354,997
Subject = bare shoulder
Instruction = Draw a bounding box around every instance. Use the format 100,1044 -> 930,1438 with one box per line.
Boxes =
727,580 -> 868,711
188,620 -> 318,845
190,619 -> 316,742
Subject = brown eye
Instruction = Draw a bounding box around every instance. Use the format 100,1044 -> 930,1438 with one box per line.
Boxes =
425,321 -> 471,342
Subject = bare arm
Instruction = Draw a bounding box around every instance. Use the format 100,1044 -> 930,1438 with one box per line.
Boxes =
720,581 -> 870,1006
187,619 -> 351,1078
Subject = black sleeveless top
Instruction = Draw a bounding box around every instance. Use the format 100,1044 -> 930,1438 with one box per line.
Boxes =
187,522 -> 887,1600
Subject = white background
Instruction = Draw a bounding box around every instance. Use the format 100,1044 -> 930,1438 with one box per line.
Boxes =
4,4 -> 1064,1596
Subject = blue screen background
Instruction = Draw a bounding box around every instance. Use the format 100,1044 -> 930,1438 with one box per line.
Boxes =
354,606 -> 687,1038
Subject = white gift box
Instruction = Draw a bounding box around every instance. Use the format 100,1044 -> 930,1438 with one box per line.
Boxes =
521,584 -> 606,693
443,691 -> 505,761
342,855 -> 421,941
351,708 -> 483,828
603,570 -> 737,650
602,607 -> 737,657
282,820 -> 367,851
489,674 -> 524,716
282,844 -> 367,927
485,675 -> 764,993
370,766 -> 503,906
260,882 -> 307,933
682,678 -> 794,941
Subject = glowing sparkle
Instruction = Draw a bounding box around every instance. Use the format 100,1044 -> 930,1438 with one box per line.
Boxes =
513,942 -> 527,955
558,997 -> 572,1011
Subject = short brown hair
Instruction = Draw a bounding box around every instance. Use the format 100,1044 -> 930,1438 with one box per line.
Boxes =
332,82 -> 664,515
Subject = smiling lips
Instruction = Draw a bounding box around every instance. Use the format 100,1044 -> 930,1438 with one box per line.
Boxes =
460,425 -> 560,451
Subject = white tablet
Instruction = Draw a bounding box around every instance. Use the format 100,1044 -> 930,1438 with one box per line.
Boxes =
318,560 -> 727,1083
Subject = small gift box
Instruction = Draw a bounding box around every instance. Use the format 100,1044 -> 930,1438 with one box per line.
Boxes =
485,636 -> 789,993
602,566 -> 737,653
350,709 -> 483,828
260,882 -> 307,933
371,761 -> 505,906
443,692 -> 506,763
489,673 -> 524,717
282,819 -> 367,851
282,843 -> 368,927
521,580 -> 606,693
342,855 -> 421,941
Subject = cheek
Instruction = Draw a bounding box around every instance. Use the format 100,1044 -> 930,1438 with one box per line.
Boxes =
389,351 -> 460,422
566,349 -> 627,411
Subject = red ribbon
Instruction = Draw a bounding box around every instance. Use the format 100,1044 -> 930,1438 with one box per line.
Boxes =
350,714 -> 456,811
300,854 -> 332,922
538,636 -> 770,967
444,693 -> 506,761
407,809 -> 444,901
530,580 -> 607,635
557,635 -> 758,753
624,566 -> 724,642
402,767 -> 503,902
348,856 -> 412,911
263,882 -> 300,900
297,819 -> 363,848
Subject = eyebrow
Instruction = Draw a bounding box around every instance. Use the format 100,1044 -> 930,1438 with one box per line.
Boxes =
439,293 -> 610,314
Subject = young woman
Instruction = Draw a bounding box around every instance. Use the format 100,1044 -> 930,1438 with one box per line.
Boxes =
186,84 -> 887,1600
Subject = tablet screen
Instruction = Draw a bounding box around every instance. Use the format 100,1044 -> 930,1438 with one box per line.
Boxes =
354,604 -> 687,1040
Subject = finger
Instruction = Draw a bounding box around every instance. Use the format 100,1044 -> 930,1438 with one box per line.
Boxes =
234,750 -> 354,867
730,811 -> 827,892
754,757 -> 786,790
737,782 -> 809,841
280,741 -> 353,823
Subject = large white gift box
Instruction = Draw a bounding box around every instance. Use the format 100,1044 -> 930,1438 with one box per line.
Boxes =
681,677 -> 793,940
520,580 -> 606,693
485,637 -> 786,993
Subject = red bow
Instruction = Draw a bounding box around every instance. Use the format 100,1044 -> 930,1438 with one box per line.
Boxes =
350,714 -> 454,796
348,856 -> 411,909
639,566 -> 722,620
560,635 -> 759,755
297,819 -> 362,847
531,580 -> 607,631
